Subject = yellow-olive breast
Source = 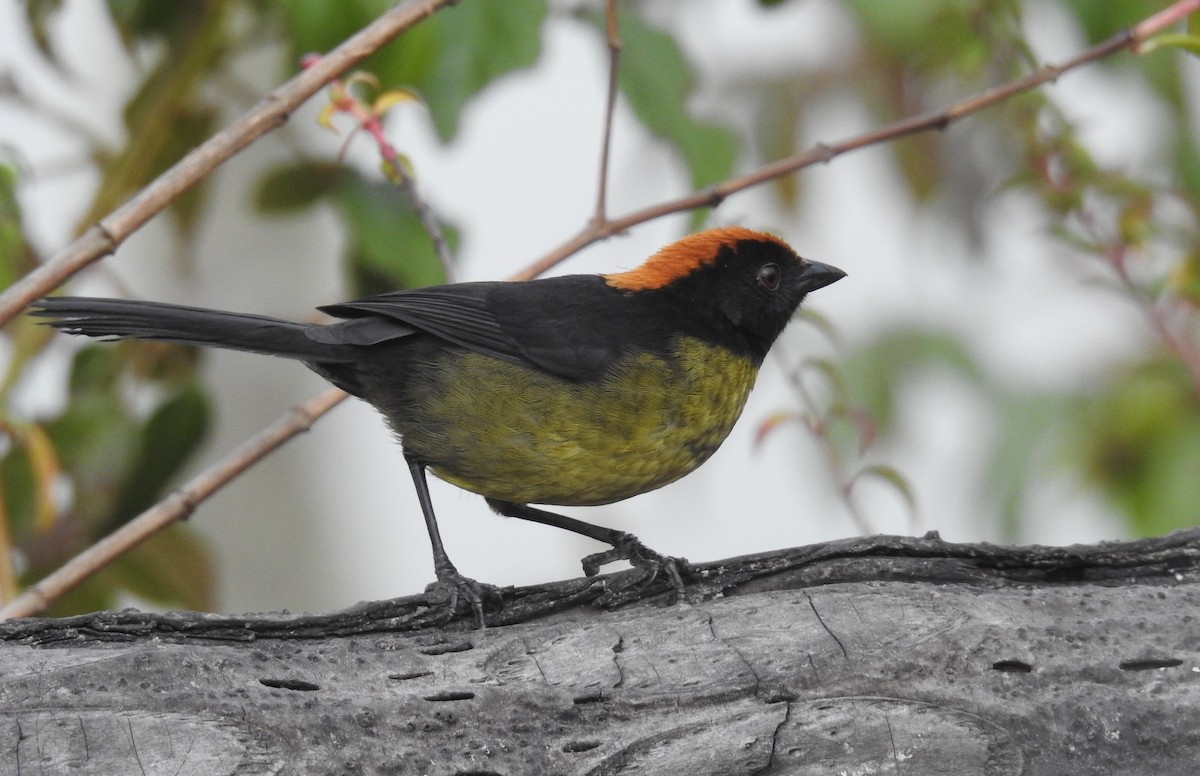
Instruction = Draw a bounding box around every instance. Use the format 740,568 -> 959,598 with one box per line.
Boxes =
392,337 -> 759,506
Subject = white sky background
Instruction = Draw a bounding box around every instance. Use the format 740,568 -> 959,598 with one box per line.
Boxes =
0,0 -> 1174,613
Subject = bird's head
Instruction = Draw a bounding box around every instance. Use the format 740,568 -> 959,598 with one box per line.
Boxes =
605,227 -> 845,362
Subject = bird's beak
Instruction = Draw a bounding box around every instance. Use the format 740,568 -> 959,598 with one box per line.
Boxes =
797,260 -> 846,292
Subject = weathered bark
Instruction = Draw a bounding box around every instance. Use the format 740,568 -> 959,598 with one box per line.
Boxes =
2,529 -> 1198,775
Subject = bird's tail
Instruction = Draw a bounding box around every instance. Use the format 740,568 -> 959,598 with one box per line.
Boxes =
30,296 -> 353,363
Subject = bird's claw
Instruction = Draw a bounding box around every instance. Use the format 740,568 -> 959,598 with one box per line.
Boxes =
582,532 -> 689,602
426,564 -> 501,627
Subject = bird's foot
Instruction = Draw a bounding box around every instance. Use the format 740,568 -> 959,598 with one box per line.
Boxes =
425,563 -> 502,628
582,532 -> 689,603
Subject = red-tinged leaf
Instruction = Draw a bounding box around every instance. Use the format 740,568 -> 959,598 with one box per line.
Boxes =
754,411 -> 801,450
849,407 -> 879,453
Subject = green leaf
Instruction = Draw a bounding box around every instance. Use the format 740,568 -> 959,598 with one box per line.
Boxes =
417,1 -> 548,140
0,163 -> 35,296
1069,360 -> 1200,535
275,0 -> 390,62
20,0 -> 64,64
279,0 -> 548,141
1059,0 -> 1184,106
255,162 -> 459,292
1060,0 -> 1167,46
609,11 -> 738,191
849,463 -> 920,530
46,347 -> 141,525
42,573 -> 119,618
1139,33 -> 1200,59
0,442 -> 38,535
46,401 -> 139,527
844,0 -> 991,71
109,524 -> 215,610
753,79 -> 805,207
106,382 -> 210,532
106,0 -> 209,43
338,176 -> 457,295
255,161 -> 352,213
1174,133 -> 1200,205
985,392 -> 1074,541
839,328 -> 984,432
79,2 -> 230,236
65,345 -> 125,397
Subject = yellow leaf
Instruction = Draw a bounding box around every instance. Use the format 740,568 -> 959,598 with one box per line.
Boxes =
344,71 -> 381,99
754,411 -> 801,450
316,102 -> 339,132
373,88 -> 420,117
21,423 -> 60,533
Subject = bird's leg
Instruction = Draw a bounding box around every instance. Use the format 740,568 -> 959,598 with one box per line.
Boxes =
486,499 -> 688,601
407,457 -> 498,626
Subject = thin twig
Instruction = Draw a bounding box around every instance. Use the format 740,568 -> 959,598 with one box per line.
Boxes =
789,362 -> 875,536
1133,0 -> 1200,46
396,173 -> 454,281
1078,212 -> 1200,394
513,14 -> 1179,280
0,389 -> 347,620
592,0 -> 621,226
307,60 -> 456,280
0,0 -> 460,326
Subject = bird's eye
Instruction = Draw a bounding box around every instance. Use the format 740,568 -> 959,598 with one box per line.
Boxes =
757,263 -> 781,291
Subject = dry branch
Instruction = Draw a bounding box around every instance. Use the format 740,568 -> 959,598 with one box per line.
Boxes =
2,530 -> 1198,774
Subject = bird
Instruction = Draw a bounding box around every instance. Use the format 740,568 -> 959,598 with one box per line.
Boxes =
31,227 -> 845,626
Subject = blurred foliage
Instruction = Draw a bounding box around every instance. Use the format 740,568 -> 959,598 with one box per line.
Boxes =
279,0 -> 549,141
598,10 -> 739,197
748,0 -> 1199,541
822,1 -> 1200,539
1,0 -> 1198,614
254,160 -> 459,295
1,345 -> 213,614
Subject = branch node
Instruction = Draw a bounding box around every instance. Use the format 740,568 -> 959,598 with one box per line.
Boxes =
168,488 -> 200,522
699,185 -> 726,209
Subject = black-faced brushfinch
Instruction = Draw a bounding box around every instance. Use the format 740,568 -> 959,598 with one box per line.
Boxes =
32,227 -> 845,625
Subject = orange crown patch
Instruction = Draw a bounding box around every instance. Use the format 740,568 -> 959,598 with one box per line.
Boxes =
604,227 -> 790,291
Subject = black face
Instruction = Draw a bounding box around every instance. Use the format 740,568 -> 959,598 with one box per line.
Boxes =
659,238 -> 845,363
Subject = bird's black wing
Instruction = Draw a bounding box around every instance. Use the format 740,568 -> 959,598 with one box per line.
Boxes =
317,277 -> 635,381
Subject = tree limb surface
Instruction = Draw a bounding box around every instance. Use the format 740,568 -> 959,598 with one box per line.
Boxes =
2,529 -> 1198,774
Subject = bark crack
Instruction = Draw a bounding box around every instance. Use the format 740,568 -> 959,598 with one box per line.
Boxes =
886,712 -> 902,774
805,591 -> 848,659
753,696 -> 793,775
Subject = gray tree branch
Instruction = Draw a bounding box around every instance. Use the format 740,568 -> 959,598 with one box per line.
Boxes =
2,529 -> 1197,774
